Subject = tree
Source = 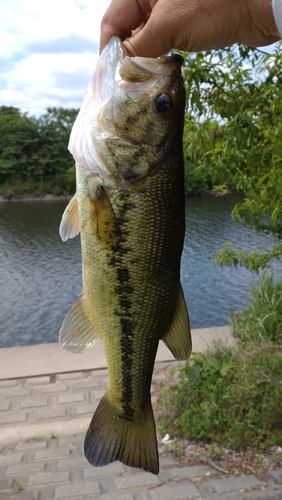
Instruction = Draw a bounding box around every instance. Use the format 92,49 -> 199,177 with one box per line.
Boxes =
37,107 -> 78,192
0,106 -> 78,193
0,106 -> 40,183
181,43 -> 282,271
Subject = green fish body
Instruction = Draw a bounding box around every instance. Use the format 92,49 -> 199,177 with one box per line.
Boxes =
59,37 -> 191,475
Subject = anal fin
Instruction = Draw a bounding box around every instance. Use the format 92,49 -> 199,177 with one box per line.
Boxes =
161,284 -> 192,360
59,296 -> 100,353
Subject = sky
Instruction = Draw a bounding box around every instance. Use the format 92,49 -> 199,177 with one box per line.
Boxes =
0,0 -> 111,117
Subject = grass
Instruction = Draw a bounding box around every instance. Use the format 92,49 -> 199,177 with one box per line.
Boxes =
231,270 -> 282,344
157,271 -> 282,451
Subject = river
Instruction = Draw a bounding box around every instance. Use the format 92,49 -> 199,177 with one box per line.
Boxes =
0,195 -> 280,348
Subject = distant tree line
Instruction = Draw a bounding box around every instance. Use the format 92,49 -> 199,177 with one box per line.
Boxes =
0,106 -> 78,195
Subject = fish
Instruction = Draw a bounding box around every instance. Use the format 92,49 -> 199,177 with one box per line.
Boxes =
59,36 -> 191,475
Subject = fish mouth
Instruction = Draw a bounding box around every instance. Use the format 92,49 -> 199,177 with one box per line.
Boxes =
68,37 -> 184,184
93,36 -> 183,104
96,37 -> 183,101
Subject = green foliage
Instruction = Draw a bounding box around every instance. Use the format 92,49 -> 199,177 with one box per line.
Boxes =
159,345 -> 282,450
181,44 -> 282,269
0,106 -> 78,194
231,270 -> 282,344
214,241 -> 282,271
184,160 -> 212,193
158,272 -> 282,450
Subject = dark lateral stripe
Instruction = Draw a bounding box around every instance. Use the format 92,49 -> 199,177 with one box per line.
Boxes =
117,266 -> 135,421
113,190 -> 136,420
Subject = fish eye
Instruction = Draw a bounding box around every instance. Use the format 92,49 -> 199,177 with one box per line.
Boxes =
154,93 -> 172,113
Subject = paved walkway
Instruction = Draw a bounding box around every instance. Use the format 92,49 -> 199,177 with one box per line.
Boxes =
0,327 -> 281,500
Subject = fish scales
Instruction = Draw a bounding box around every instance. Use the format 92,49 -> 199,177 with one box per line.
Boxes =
59,37 -> 191,475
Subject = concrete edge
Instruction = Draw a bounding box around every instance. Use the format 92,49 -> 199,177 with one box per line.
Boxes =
0,326 -> 233,380
0,418 -> 90,446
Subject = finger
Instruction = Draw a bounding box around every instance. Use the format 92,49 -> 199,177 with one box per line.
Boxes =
123,8 -> 172,57
100,0 -> 151,53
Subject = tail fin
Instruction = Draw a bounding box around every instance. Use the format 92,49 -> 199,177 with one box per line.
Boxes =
84,393 -> 159,474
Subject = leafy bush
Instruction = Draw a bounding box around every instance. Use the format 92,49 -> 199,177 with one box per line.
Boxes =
158,273 -> 282,450
158,343 -> 282,449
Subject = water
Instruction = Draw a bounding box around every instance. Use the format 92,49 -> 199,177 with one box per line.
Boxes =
0,196 -> 280,348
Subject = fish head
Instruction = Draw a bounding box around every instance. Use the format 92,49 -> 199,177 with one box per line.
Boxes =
69,37 -> 185,187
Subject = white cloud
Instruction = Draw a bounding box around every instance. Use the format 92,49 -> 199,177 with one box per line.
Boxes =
0,0 -> 111,116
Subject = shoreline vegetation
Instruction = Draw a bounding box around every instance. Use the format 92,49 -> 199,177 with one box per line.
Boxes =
0,190 -> 72,202
0,189 -> 237,202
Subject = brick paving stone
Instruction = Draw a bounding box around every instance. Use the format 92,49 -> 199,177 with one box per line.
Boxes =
57,393 -> 85,404
20,397 -> 48,408
263,493 -> 282,500
0,492 -> 39,500
115,472 -> 161,490
97,495 -> 135,500
35,406 -> 67,420
58,456 -> 88,469
90,369 -> 108,377
159,456 -> 178,467
25,376 -> 51,385
84,462 -> 125,478
71,380 -> 103,391
75,404 -> 95,415
0,452 -> 23,465
270,470 -> 282,484
55,480 -> 101,498
204,474 -> 264,494
57,372 -> 85,380
0,401 -> 11,411
29,471 -> 69,486
90,390 -> 106,401
15,440 -> 47,451
32,383 -> 67,393
6,462 -> 45,475
0,387 -> 31,397
0,478 -> 13,490
166,465 -> 215,481
58,435 -> 84,446
35,446 -> 71,461
0,412 -> 27,425
148,481 -> 201,500
0,380 -> 19,388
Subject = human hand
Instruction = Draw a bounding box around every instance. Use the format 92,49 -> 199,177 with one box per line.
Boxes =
100,0 -> 280,57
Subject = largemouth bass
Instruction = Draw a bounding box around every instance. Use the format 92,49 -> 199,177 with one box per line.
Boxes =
59,36 -> 191,475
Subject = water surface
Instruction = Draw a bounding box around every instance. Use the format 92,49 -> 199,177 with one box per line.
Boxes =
0,196 -> 280,347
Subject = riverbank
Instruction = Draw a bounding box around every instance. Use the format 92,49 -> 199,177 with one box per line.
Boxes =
1,326 -> 281,500
0,191 -> 71,202
0,326 -> 232,379
0,186 -> 241,202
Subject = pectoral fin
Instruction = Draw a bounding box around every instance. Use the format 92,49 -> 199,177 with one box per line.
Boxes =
89,185 -> 121,249
59,194 -> 80,242
59,296 -> 100,353
161,285 -> 192,360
